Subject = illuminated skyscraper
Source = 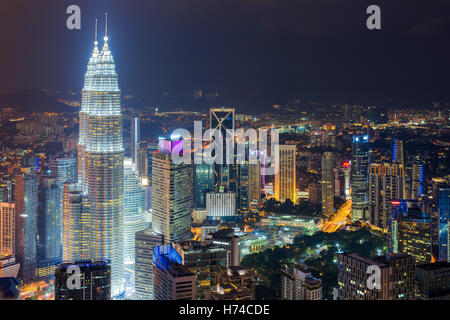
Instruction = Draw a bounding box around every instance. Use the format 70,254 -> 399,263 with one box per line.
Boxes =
123,158 -> 145,265
14,170 -> 38,281
389,199 -> 432,264
152,143 -> 192,243
411,160 -> 425,199
438,188 -> 450,262
351,135 -> 369,221
62,183 -> 87,262
77,17 -> 124,295
321,152 -> 334,217
369,163 -> 404,229
36,178 -> 62,279
0,203 -> 15,257
50,156 -> 77,186
210,107 -> 235,193
393,138 -> 406,198
131,117 -> 140,174
275,144 -> 296,203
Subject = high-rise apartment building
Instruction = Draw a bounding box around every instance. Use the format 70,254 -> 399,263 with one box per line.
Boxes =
281,265 -> 322,300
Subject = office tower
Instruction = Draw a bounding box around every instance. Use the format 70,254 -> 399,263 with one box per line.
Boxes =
337,252 -> 415,300
0,203 -> 15,257
438,188 -> 450,262
153,245 -> 196,300
369,163 -> 404,229
138,143 -> 149,178
275,144 -> 296,203
77,20 -> 124,295
351,135 -> 369,221
204,228 -> 238,267
50,156 -> 77,185
415,262 -> 450,300
206,191 -> 236,220
0,256 -> 20,278
193,163 -> 214,210
62,184 -> 87,262
200,220 -> 221,242
281,265 -> 322,300
36,178 -> 62,279
207,266 -> 256,300
334,168 -> 346,200
209,107 -> 235,192
321,152 -> 334,218
0,176 -> 13,203
152,150 -> 192,244
123,158 -> 145,266
411,160 -> 425,199
135,229 -> 163,300
248,161 -> 261,210
308,182 -> 321,205
14,170 -> 37,281
55,260 -> 111,300
0,278 -> 21,300
392,138 -> 406,197
175,241 -> 227,299
389,199 -> 432,264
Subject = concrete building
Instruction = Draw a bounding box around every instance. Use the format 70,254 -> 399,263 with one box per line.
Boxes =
275,144 -> 296,203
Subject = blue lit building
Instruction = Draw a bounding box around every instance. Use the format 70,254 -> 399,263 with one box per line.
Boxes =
194,163 -> 214,210
439,188 -> 450,262
37,178 -> 62,279
153,245 -> 196,300
351,134 -> 369,221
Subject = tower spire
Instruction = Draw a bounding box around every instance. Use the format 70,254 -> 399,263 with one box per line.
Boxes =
104,12 -> 108,42
94,19 -> 98,46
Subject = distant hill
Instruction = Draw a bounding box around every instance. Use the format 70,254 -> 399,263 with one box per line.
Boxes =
0,89 -> 79,113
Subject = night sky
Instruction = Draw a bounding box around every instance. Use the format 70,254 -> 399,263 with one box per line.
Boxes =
1,0 -> 450,111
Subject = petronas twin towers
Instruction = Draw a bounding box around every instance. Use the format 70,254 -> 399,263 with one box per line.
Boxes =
77,15 -> 124,296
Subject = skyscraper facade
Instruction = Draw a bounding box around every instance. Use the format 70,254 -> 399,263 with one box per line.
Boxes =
36,178 -> 62,279
369,162 -> 404,230
152,150 -> 192,244
351,135 -> 369,221
438,188 -> 450,262
77,20 -> 124,295
321,152 -> 334,217
0,202 -> 15,257
123,158 -> 145,265
275,144 -> 296,203
131,117 -> 140,174
14,170 -> 38,281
